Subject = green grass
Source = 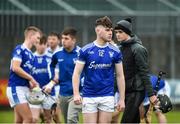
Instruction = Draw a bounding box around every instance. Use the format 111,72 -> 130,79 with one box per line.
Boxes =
0,110 -> 179,123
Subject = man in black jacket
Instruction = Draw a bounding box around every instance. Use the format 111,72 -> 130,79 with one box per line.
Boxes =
114,18 -> 158,123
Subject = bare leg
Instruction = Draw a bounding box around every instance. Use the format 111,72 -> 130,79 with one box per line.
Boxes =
30,108 -> 40,123
14,107 -> 23,123
44,109 -> 53,123
14,103 -> 33,123
155,111 -> 167,123
52,106 -> 61,123
98,110 -> 112,123
83,112 -> 98,123
111,111 -> 121,123
139,103 -> 146,123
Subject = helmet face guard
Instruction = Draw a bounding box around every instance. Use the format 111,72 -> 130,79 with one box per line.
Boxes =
26,87 -> 57,110
157,94 -> 173,113
26,89 -> 46,105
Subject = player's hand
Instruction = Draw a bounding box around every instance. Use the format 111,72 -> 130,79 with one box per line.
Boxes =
43,80 -> 56,93
73,94 -> 82,105
29,78 -> 39,89
149,95 -> 158,105
116,99 -> 125,112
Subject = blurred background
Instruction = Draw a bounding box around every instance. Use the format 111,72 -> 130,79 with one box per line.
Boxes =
0,0 -> 180,122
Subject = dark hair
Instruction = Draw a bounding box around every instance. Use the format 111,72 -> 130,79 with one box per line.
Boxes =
48,32 -> 60,39
61,27 -> 77,38
39,35 -> 47,45
95,16 -> 112,28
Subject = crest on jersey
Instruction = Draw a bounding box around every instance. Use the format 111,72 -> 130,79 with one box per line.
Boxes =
37,58 -> 43,63
46,58 -> 51,63
98,50 -> 104,57
16,49 -> 21,55
109,51 -> 114,58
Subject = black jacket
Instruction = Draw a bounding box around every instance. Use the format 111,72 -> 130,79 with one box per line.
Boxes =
117,35 -> 154,96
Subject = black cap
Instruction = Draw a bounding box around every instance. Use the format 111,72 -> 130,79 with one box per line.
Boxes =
114,18 -> 132,36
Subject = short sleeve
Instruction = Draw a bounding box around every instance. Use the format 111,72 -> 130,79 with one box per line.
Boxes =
12,47 -> 22,62
114,51 -> 123,64
77,49 -> 86,64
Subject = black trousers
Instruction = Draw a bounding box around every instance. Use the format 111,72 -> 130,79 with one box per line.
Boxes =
121,91 -> 145,123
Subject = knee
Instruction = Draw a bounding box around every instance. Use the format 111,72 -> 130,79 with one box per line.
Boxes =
32,117 -> 39,123
44,115 -> 52,123
23,116 -> 33,123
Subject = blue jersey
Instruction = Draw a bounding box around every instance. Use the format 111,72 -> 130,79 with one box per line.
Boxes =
49,46 -> 82,96
32,52 -> 55,96
8,44 -> 34,87
144,75 -> 165,105
150,75 -> 165,90
78,41 -> 123,97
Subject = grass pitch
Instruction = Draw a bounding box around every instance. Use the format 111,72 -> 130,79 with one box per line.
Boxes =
0,109 -> 179,123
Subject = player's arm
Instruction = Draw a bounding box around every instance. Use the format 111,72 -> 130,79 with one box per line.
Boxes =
44,54 -> 58,93
12,60 -> 38,88
72,62 -> 84,105
134,47 -> 157,103
53,70 -> 59,83
115,62 -> 125,111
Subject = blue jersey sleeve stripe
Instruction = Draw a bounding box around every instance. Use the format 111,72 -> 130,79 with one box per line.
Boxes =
77,60 -> 85,64
116,61 -> 122,64
47,62 -> 52,79
75,46 -> 81,52
81,43 -> 94,52
108,44 -> 120,53
55,68 -> 59,73
12,57 -> 22,62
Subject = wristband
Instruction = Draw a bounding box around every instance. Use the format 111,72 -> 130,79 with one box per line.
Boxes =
46,80 -> 56,89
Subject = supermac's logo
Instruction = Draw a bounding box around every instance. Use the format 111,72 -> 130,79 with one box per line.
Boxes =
32,67 -> 48,74
24,61 -> 33,69
88,61 -> 112,69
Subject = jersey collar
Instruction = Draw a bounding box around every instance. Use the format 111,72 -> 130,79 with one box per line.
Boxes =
94,41 -> 108,48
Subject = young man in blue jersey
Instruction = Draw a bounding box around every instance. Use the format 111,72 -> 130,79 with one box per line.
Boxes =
114,18 -> 158,123
46,32 -> 61,123
30,35 -> 55,123
72,16 -> 125,123
6,26 -> 41,123
44,27 -> 83,123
